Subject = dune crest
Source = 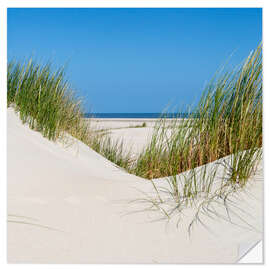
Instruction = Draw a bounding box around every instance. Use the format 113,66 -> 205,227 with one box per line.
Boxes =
7,108 -> 263,263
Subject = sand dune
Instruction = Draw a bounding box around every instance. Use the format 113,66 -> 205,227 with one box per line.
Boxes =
7,108 -> 263,263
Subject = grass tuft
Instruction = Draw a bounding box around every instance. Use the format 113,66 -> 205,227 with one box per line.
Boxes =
7,59 -> 87,141
133,44 -> 262,181
129,44 -> 262,229
7,58 -> 132,167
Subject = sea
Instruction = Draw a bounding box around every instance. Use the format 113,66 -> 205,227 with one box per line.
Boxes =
84,113 -> 194,119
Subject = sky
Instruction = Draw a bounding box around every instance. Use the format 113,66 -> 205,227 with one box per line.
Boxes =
8,8 -> 262,113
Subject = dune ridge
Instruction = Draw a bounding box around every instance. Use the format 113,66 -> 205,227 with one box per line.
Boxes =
7,108 -> 263,263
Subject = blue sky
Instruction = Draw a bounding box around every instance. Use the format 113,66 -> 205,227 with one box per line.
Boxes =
8,8 -> 262,113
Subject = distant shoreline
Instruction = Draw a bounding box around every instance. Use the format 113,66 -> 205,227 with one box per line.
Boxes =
84,112 -> 195,119
84,118 -> 164,123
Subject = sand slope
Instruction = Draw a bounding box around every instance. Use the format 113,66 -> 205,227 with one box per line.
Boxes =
7,108 -> 263,263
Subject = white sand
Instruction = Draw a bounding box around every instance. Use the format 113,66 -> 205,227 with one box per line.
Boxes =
7,108 -> 263,263
85,118 -> 158,130
87,118 -> 174,158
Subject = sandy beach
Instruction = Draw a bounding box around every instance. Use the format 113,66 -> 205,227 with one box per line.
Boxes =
88,118 -> 159,158
7,108 -> 263,263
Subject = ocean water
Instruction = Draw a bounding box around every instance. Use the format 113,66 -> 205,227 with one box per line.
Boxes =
84,113 -> 193,119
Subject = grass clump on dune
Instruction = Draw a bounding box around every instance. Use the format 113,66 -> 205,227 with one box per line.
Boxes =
133,44 -> 262,183
7,59 -> 87,141
7,58 -> 132,167
131,44 -> 262,229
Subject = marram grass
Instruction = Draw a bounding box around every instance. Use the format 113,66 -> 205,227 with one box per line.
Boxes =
133,44 -> 262,182
7,59 -> 86,141
7,45 -> 262,182
129,44 -> 262,229
7,46 -> 263,228
7,58 -> 132,167
7,45 -> 262,227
